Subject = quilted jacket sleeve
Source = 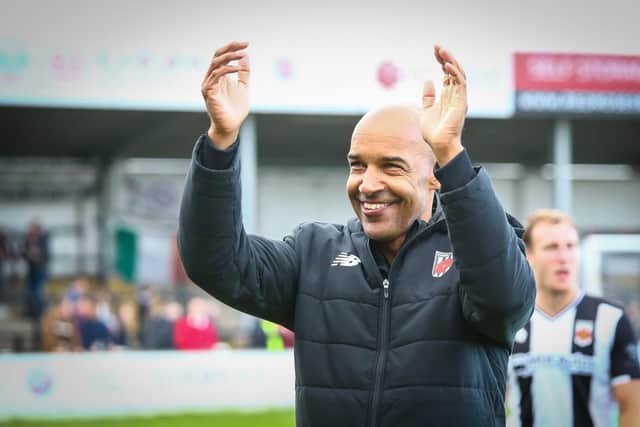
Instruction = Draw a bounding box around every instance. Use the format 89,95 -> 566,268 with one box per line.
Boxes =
178,136 -> 299,330
436,150 -> 536,348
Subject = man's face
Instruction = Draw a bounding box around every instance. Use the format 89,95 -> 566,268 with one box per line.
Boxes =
346,108 -> 431,247
526,221 -> 580,296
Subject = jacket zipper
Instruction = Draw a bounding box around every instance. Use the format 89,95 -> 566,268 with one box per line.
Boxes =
369,277 -> 391,427
365,222 -> 440,427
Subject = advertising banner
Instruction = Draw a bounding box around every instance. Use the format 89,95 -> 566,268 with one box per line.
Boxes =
0,2 -> 513,117
514,53 -> 640,114
0,350 -> 295,419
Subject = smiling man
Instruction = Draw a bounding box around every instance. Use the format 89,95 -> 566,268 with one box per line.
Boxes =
347,106 -> 437,263
178,41 -> 535,427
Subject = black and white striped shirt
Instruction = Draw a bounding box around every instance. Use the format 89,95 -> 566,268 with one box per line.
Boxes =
507,292 -> 640,427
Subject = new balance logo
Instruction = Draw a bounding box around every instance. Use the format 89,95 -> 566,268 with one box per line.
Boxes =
331,251 -> 361,267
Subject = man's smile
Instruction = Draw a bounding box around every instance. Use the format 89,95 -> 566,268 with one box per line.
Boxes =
360,200 -> 395,216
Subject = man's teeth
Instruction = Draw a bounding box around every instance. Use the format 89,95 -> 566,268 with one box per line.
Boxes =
363,202 -> 388,210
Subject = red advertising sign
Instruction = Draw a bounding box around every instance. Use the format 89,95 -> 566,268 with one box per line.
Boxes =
515,53 -> 640,93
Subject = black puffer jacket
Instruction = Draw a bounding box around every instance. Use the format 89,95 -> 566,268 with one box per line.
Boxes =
178,137 -> 536,427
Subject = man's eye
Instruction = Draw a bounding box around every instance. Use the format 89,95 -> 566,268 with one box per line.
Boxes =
350,163 -> 364,170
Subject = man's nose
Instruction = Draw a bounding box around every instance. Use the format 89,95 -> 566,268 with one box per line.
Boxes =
358,169 -> 384,195
557,247 -> 574,263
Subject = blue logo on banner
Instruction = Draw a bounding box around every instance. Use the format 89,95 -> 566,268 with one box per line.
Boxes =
27,369 -> 53,396
0,39 -> 29,77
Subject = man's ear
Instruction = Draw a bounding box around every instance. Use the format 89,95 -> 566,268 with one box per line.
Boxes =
427,174 -> 441,191
525,247 -> 533,263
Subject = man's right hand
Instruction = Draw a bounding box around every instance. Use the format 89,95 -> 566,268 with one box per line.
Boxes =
201,41 -> 250,150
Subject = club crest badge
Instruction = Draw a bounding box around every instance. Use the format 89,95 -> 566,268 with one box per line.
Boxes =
574,320 -> 594,347
432,251 -> 454,278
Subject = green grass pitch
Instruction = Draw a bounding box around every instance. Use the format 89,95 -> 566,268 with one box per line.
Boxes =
0,409 -> 295,427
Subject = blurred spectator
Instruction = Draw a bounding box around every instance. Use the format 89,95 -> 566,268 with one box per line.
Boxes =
40,296 -> 81,352
96,290 -> 118,332
136,284 -> 153,332
95,291 -> 136,348
113,300 -> 140,349
250,318 -> 294,350
65,276 -> 90,306
75,294 -> 113,351
174,297 -> 218,350
165,300 -> 184,323
280,325 -> 294,348
141,298 -> 183,349
23,220 -> 49,321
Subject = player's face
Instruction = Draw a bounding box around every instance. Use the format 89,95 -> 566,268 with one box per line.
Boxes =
526,221 -> 579,295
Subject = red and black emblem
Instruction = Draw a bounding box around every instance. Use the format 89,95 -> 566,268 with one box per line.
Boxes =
432,251 -> 453,278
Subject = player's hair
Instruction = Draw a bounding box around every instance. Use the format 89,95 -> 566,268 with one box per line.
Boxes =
523,209 -> 576,249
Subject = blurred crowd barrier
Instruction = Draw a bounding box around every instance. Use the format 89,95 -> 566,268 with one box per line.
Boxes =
0,349 -> 294,419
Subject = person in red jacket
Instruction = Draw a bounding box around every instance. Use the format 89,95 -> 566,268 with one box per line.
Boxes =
173,297 -> 218,350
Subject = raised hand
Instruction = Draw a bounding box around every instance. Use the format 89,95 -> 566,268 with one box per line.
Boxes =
420,45 -> 468,166
201,41 -> 250,150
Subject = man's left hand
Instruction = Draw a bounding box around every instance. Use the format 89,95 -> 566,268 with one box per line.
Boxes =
420,45 -> 468,166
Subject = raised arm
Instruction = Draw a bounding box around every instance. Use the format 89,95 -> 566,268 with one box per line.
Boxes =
420,46 -> 535,346
178,41 -> 299,329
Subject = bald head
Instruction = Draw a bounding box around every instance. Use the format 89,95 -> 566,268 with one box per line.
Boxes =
352,105 -> 434,165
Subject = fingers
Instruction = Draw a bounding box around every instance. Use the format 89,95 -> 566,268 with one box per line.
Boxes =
444,62 -> 465,87
202,60 -> 248,93
204,51 -> 248,80
203,56 -> 250,87
206,40 -> 249,80
430,44 -> 468,114
202,41 -> 251,91
433,44 -> 466,85
422,80 -> 436,109
214,41 -> 249,58
237,55 -> 250,86
434,44 -> 446,70
435,45 -> 466,79
202,64 -> 246,89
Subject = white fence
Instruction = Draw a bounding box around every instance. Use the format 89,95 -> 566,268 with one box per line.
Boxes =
0,350 -> 295,419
